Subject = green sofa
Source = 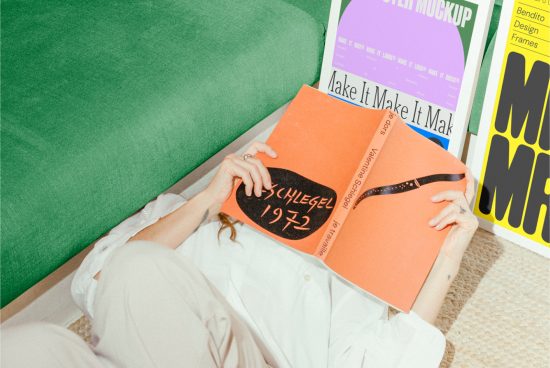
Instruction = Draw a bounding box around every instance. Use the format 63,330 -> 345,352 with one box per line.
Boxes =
1,0 -> 330,307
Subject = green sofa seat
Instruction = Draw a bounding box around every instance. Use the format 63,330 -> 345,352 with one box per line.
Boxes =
1,0 -> 329,306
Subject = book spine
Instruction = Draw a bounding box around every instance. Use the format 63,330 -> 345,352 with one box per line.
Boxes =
313,110 -> 398,260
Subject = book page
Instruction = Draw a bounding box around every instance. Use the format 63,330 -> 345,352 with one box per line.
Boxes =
324,117 -> 467,312
221,85 -> 385,255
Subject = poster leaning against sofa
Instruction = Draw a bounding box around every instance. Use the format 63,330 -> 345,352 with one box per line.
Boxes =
319,0 -> 493,157
471,0 -> 549,258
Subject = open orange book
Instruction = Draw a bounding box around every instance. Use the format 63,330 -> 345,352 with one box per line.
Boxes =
222,85 -> 466,312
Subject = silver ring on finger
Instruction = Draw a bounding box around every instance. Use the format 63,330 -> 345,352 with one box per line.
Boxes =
459,206 -> 466,214
242,153 -> 254,161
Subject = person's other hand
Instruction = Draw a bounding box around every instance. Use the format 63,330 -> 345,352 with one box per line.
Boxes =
204,142 -> 277,215
428,168 -> 479,263
413,169 -> 478,323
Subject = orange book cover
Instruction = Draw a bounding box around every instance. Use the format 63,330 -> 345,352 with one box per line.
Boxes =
221,85 -> 466,312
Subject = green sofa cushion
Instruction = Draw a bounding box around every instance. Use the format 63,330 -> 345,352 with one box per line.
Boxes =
282,0 -> 331,29
1,0 -> 326,306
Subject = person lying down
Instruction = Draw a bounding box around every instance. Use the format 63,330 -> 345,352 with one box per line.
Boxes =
3,142 -> 479,368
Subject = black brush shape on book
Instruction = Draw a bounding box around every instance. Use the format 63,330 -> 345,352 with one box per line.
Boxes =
353,173 -> 465,209
236,168 -> 337,240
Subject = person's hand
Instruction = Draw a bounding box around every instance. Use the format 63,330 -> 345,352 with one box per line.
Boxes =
413,170 -> 478,323
203,142 -> 277,215
428,168 -> 479,263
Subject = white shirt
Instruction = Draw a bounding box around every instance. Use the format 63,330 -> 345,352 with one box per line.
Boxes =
72,193 -> 445,368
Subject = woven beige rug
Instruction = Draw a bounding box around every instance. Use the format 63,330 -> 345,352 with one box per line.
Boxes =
69,228 -> 550,367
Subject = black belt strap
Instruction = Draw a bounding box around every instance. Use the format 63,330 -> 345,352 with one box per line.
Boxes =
353,173 -> 465,209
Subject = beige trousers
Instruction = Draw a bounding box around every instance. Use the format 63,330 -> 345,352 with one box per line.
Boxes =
2,241 -> 268,368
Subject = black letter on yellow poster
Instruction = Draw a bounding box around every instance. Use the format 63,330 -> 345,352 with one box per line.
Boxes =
495,52 -> 549,145
540,93 -> 549,151
523,153 -> 549,243
478,135 -> 534,227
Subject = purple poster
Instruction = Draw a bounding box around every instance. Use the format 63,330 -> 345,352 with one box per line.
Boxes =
320,0 -> 486,155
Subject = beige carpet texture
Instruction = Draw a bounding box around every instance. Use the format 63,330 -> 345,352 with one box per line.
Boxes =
69,229 -> 550,367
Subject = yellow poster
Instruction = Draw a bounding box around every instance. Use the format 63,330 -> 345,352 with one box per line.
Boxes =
473,0 -> 549,256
